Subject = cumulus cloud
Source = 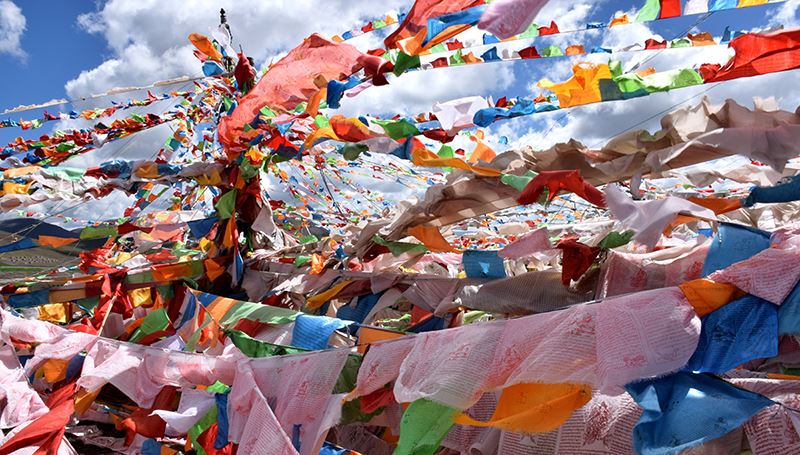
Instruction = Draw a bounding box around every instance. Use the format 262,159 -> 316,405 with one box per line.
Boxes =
67,0 -> 411,98
0,0 -> 26,61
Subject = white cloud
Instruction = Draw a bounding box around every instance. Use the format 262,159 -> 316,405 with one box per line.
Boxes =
67,0 -> 411,98
769,0 -> 800,27
0,0 -> 26,61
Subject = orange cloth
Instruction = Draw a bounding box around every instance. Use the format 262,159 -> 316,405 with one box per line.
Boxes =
75,388 -> 101,416
356,327 -> 406,354
565,45 -> 586,56
188,33 -> 223,61
537,63 -> 612,108
738,0 -> 768,6
609,14 -> 630,27
411,147 -> 501,177
39,303 -> 69,324
311,253 -> 326,274
151,262 -> 193,282
37,235 -> 78,248
454,383 -> 592,433
305,87 -> 327,117
2,181 -> 31,195
408,225 -> 455,253
306,280 -> 355,310
41,359 -> 69,383
330,115 -> 378,142
679,278 -> 746,317
204,258 -> 226,282
3,166 -> 37,178
468,131 -> 497,164
688,32 -> 716,46
223,217 -> 237,249
665,197 -> 741,234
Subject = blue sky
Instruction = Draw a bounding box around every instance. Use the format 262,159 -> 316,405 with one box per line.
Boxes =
0,0 -> 797,221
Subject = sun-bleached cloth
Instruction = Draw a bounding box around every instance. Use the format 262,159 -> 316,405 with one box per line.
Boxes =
597,239 -> 710,298
431,96 -> 489,133
402,279 -> 462,312
78,339 -> 236,408
497,227 -> 552,259
449,271 -> 593,316
478,0 -> 550,39
334,424 -> 395,455
0,344 -> 48,429
728,376 -> 800,454
361,286 -> 699,410
604,184 -> 716,248
230,349 -> 349,455
708,246 -> 800,305
151,388 -> 216,436
229,366 -> 298,455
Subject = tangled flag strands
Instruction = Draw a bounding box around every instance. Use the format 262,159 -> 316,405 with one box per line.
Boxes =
1,0 -> 800,454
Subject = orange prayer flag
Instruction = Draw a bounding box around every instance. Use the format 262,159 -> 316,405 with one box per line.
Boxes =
204,258 -> 226,282
664,197 -> 741,234
41,359 -> 69,383
408,225 -> 455,253
609,14 -> 629,27
311,253 -> 326,275
468,133 -> 497,164
75,388 -> 102,416
411,147 -> 501,177
305,87 -> 327,117
188,33 -> 223,60
4,166 -> 37,178
679,278 -> 745,317
356,327 -> 405,354
151,262 -> 193,282
688,32 -> 716,46
37,235 -> 79,248
306,280 -> 354,310
454,383 -> 592,433
565,45 -> 586,56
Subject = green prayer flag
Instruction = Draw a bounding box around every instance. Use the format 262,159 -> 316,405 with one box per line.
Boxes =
393,52 -> 421,76
55,142 -> 76,153
598,230 -> 635,249
259,106 -> 277,118
294,255 -> 312,267
226,329 -> 308,357
372,119 -> 420,140
636,0 -> 660,22
449,50 -> 464,66
500,171 -> 537,192
189,405 -> 217,455
429,43 -> 446,53
215,189 -> 237,219
218,300 -> 299,327
395,399 -> 459,455
670,38 -> 692,48
129,308 -> 170,343
314,114 -> 331,128
372,235 -> 427,256
76,296 -> 99,316
542,45 -> 563,57
80,225 -> 117,240
614,68 -> 703,95
342,143 -> 369,161
42,167 -> 84,181
519,22 -> 540,39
